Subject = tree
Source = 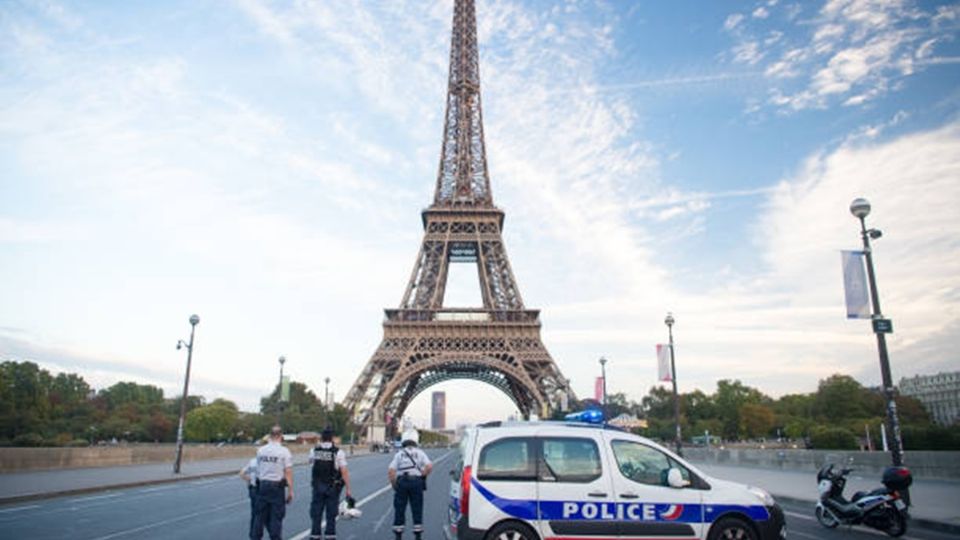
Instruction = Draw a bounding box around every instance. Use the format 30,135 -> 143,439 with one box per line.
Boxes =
99,382 -> 164,409
739,403 -> 775,439
810,426 -> 857,450
683,390 -> 715,426
814,374 -> 870,421
185,402 -> 239,442
260,381 -> 327,433
641,386 -> 674,420
713,379 -> 769,440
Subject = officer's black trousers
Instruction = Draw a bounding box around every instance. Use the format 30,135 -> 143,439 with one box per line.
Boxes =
248,485 -> 258,538
310,482 -> 341,538
393,476 -> 425,533
252,481 -> 285,540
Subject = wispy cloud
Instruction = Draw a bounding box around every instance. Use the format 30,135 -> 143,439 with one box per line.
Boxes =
723,0 -> 957,110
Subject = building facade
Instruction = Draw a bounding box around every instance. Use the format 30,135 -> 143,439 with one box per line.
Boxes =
899,371 -> 960,426
431,391 -> 446,430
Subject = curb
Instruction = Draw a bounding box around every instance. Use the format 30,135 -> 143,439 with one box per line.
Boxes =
0,468 -> 239,505
0,451 -> 384,506
772,494 -> 960,536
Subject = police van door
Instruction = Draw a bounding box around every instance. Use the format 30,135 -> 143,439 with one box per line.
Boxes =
603,435 -> 704,539
535,429 -> 618,539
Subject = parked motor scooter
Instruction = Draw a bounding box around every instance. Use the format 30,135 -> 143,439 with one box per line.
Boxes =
815,463 -> 912,537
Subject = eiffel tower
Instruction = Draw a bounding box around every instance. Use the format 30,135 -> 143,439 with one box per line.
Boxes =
343,0 -> 574,442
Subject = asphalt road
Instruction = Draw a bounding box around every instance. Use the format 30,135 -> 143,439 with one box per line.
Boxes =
0,449 -> 955,539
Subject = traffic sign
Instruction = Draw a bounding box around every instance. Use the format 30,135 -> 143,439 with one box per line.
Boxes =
873,318 -> 893,334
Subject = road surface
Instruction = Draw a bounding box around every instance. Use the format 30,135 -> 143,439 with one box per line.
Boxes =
0,449 -> 954,539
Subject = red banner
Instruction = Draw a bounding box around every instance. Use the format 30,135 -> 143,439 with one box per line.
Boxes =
595,376 -> 604,403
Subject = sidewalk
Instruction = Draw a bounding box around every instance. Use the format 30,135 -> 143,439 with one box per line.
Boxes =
693,461 -> 960,532
0,453 -> 313,503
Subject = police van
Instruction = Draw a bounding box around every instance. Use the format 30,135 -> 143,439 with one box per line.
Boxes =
446,415 -> 786,540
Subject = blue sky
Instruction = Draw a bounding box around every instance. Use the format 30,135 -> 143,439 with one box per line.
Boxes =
2,0 -> 958,427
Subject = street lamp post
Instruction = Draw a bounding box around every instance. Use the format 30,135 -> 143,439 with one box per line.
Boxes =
850,198 -> 905,467
324,377 -> 331,409
277,356 -> 286,425
665,312 -> 682,456
598,357 -> 608,419
173,314 -> 200,474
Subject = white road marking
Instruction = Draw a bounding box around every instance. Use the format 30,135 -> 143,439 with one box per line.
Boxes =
72,493 -> 121,502
288,450 -> 454,540
783,510 -> 922,540
788,531 -> 823,540
88,499 -> 246,540
372,504 -> 392,532
0,505 -> 40,514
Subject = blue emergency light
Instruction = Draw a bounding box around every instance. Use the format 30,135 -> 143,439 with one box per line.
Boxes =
564,408 -> 604,424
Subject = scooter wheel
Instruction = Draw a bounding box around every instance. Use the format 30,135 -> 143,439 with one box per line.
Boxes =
816,506 -> 839,528
884,507 -> 907,537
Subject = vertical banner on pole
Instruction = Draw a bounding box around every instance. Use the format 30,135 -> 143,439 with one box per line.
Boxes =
280,375 -> 290,402
841,250 -> 871,319
656,344 -> 672,382
594,377 -> 604,403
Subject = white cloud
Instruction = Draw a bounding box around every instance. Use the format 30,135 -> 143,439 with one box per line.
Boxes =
724,0 -> 955,110
733,41 -> 766,65
725,13 -> 746,31
753,6 -> 770,19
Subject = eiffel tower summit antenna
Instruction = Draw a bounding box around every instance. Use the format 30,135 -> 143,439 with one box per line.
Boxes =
343,0 -> 574,442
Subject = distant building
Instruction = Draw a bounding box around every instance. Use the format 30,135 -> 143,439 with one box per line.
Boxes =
899,371 -> 960,426
608,413 -> 648,430
431,391 -> 446,430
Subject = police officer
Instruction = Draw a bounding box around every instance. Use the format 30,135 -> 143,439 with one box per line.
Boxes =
309,426 -> 352,540
239,455 -> 259,538
252,426 -> 294,540
388,430 -> 432,540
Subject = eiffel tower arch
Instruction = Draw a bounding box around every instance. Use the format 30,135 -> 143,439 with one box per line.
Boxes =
343,0 -> 575,441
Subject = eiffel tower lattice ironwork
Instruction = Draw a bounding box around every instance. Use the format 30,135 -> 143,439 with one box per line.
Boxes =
343,0 -> 574,441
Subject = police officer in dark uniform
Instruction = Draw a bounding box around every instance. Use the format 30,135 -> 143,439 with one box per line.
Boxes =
309,427 -> 352,540
388,429 -> 432,540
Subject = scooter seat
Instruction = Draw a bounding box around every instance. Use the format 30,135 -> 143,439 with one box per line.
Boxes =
825,498 -> 863,518
852,487 -> 890,501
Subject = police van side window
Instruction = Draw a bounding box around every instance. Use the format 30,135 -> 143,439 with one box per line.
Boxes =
540,437 -> 602,483
611,440 -> 691,487
477,437 -> 536,481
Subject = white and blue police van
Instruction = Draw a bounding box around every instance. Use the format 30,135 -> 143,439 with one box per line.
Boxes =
446,412 -> 786,540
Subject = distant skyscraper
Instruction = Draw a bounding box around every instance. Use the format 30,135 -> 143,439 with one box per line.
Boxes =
431,392 -> 446,430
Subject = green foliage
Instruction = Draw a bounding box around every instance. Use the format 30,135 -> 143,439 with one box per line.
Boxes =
418,429 -> 449,446
901,425 -> 960,450
810,426 -> 858,450
712,380 -> 770,440
739,403 -> 775,439
0,360 -> 362,447
814,375 -> 869,421
185,401 -> 239,442
12,433 -> 46,447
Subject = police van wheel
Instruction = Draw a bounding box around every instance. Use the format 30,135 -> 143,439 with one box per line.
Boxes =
709,517 -> 757,540
486,521 -> 539,540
